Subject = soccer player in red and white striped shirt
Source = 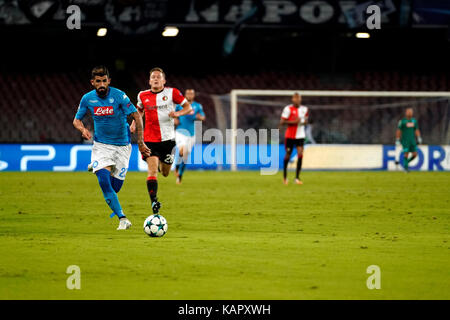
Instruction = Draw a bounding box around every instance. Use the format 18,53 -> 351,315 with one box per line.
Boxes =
131,67 -> 192,214
279,93 -> 309,185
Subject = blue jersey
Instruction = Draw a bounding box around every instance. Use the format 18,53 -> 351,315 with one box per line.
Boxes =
175,101 -> 205,136
75,87 -> 137,146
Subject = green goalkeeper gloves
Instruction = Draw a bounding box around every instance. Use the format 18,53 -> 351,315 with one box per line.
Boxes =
395,139 -> 401,146
417,136 -> 423,144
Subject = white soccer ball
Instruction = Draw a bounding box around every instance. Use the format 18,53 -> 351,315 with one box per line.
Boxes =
143,214 -> 168,237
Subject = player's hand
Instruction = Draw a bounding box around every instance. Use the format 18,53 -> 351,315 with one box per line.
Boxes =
168,111 -> 178,118
130,120 -> 136,133
395,139 -> 401,146
417,136 -> 422,144
81,128 -> 92,140
138,142 -> 151,158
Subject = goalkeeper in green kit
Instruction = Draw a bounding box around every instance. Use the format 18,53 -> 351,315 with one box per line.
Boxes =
395,108 -> 422,172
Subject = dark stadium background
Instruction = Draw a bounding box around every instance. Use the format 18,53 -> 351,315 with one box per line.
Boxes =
1,0 -> 449,145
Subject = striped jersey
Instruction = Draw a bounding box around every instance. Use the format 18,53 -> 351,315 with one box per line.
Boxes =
137,87 -> 187,142
281,104 -> 309,139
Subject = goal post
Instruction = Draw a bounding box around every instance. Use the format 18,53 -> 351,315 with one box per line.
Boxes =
229,89 -> 450,171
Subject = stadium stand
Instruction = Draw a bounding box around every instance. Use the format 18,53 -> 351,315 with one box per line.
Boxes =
0,70 -> 448,144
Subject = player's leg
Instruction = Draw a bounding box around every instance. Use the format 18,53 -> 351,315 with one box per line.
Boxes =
91,142 -> 129,228
160,162 -> 172,177
408,151 -> 417,163
109,144 -> 132,193
177,136 -> 194,184
176,145 -> 186,184
295,142 -> 304,185
403,151 -> 410,171
160,140 -> 176,178
109,144 -> 133,229
175,147 -> 181,177
406,144 -> 418,167
174,132 -> 183,178
146,156 -> 161,214
283,139 -> 293,185
95,167 -> 124,218
110,175 -> 124,193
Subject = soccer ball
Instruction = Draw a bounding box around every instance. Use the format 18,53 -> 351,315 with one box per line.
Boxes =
143,214 -> 168,237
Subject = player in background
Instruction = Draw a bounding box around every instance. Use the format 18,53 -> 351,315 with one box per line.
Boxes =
174,89 -> 205,184
395,108 -> 422,172
73,66 -> 150,230
131,67 -> 192,214
279,93 -> 309,185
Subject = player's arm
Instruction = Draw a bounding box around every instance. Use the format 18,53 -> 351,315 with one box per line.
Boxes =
130,109 -> 144,133
415,129 -> 422,144
170,100 -> 192,118
73,97 -> 92,140
395,121 -> 402,145
73,118 -> 92,140
301,109 -> 309,126
131,111 -> 151,157
130,93 -> 145,133
173,105 -> 182,126
169,89 -> 193,118
280,117 -> 299,126
196,104 -> 206,121
279,106 -> 298,126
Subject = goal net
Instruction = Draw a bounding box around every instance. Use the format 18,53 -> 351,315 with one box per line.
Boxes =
208,90 -> 450,171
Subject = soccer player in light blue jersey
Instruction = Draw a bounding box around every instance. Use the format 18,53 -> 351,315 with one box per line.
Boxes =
174,89 -> 205,184
73,66 -> 150,230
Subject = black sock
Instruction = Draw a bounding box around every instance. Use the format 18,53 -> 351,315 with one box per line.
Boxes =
146,176 -> 158,203
407,155 -> 417,163
296,156 -> 303,179
283,156 -> 289,179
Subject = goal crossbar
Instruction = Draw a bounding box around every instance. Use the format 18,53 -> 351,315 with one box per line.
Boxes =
229,89 -> 450,171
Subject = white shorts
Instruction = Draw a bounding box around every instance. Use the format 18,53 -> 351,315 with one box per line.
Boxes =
175,131 -> 195,153
91,141 -> 132,180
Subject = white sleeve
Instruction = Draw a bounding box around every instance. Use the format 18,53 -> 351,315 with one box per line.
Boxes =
137,92 -> 144,111
281,106 -> 291,119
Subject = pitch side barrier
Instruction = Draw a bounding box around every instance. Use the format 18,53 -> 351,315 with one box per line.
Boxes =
0,144 -> 449,172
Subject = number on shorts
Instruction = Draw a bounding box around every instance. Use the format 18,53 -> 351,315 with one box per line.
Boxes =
165,154 -> 174,164
119,167 -> 127,178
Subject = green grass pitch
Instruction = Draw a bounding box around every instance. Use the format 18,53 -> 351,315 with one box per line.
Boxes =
0,171 -> 449,299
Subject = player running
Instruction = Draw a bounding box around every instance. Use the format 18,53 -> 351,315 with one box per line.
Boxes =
279,93 -> 309,185
174,89 -> 205,184
73,66 -> 150,230
132,67 -> 192,214
395,108 -> 422,172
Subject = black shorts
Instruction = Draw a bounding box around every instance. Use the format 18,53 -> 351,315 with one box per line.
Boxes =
285,138 -> 304,151
143,140 -> 176,164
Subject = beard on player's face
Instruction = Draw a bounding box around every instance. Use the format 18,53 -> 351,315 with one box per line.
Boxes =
96,86 -> 108,96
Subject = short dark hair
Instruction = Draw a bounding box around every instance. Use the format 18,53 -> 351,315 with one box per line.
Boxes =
91,66 -> 109,79
150,67 -> 165,78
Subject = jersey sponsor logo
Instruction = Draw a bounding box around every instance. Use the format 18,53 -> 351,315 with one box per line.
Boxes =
94,106 -> 114,116
406,122 -> 415,128
145,104 -> 170,111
